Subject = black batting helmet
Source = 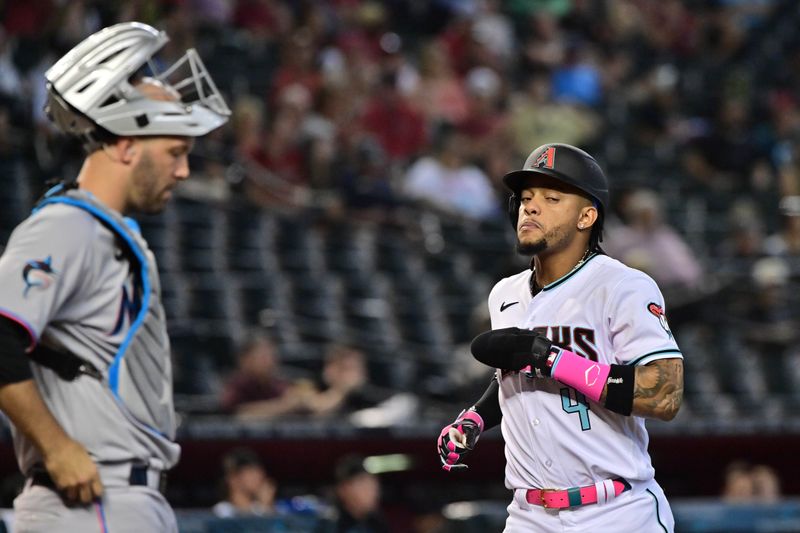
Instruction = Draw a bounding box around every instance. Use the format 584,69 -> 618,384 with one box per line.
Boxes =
503,143 -> 609,246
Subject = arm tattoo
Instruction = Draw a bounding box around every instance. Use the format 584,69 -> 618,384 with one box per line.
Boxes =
632,358 -> 683,421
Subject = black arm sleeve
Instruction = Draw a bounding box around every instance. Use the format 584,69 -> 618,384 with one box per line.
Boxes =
0,317 -> 33,385
471,374 -> 501,430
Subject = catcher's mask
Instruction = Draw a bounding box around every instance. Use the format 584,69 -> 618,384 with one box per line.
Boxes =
45,21 -> 230,152
503,143 -> 609,248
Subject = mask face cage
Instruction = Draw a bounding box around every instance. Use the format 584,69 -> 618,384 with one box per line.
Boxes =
45,22 -> 230,150
147,48 -> 231,120
104,45 -> 231,137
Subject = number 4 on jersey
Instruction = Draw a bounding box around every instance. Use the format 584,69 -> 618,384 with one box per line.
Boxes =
561,388 -> 591,431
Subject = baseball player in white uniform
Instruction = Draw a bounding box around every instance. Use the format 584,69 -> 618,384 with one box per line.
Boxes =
437,144 -> 684,532
0,23 -> 229,532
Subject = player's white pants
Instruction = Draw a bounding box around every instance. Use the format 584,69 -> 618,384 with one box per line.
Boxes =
12,484 -> 178,533
504,478 -> 674,533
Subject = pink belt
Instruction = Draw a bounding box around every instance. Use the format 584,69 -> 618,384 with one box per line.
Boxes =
525,478 -> 630,509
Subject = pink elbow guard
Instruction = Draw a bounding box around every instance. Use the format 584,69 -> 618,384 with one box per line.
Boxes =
550,348 -> 611,403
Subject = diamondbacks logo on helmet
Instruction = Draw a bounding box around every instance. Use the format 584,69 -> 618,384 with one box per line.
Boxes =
647,302 -> 672,339
534,146 -> 556,169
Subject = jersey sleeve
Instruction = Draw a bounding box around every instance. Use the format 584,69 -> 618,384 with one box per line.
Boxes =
606,272 -> 682,366
0,206 -> 95,347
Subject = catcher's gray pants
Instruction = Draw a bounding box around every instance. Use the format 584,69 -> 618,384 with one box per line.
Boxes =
12,478 -> 177,532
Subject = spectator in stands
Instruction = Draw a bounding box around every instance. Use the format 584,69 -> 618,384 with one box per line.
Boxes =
301,86 -> 349,192
220,332 -> 310,420
316,454 -> 389,533
230,95 -> 291,203
551,43 -> 603,107
231,95 -> 267,164
412,506 -> 447,533
722,461 -> 782,505
740,257 -> 799,356
360,70 -> 427,164
254,84 -> 312,193
2,0 -> 56,39
508,72 -> 600,158
519,10 -> 567,72
235,82 -> 321,209
766,91 -> 800,198
626,63 -> 683,156
471,0 -> 514,67
213,447 -> 278,518
0,29 -> 23,100
413,41 -> 469,125
269,29 -> 323,106
374,31 -> 420,97
435,9 -> 476,76
305,344 -> 385,418
232,0 -> 291,38
458,66 -> 512,182
716,200 -> 766,261
604,188 -> 704,292
750,464 -> 782,504
722,461 -> 755,504
403,123 -> 500,221
338,138 -> 401,221
764,196 -> 800,256
0,102 -> 25,188
681,97 -> 758,208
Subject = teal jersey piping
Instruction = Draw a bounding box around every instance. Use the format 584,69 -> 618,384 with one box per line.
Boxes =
541,253 -> 599,291
627,349 -> 683,367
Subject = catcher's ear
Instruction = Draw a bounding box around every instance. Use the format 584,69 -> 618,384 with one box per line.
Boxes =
123,139 -> 138,160
105,137 -> 137,164
116,137 -> 139,163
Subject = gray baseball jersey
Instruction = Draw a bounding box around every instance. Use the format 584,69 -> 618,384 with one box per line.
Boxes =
0,188 -> 178,476
488,253 -> 682,491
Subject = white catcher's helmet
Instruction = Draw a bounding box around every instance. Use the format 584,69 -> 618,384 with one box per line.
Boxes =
45,21 -> 230,151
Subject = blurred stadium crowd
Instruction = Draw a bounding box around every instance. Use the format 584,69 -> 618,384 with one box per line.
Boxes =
1,0 -> 800,435
4,1 -> 800,530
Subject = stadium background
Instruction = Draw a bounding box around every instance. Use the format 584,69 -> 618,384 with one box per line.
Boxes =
1,0 -> 800,531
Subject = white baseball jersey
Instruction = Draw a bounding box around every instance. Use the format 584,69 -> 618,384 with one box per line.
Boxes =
488,253 -> 682,492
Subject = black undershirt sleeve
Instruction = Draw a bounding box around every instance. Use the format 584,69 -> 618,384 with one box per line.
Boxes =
471,374 -> 502,430
604,364 -> 635,416
0,317 -> 33,385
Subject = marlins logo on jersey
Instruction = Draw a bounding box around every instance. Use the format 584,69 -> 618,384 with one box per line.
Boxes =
22,256 -> 57,296
110,281 -> 141,336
